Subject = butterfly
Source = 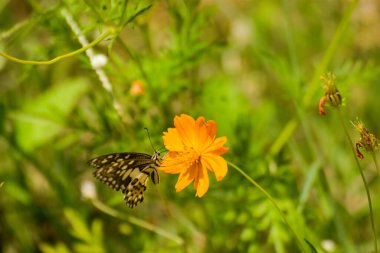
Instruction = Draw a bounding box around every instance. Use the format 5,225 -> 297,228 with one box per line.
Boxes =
88,151 -> 161,208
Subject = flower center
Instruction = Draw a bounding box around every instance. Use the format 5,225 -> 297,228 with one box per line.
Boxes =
180,147 -> 201,167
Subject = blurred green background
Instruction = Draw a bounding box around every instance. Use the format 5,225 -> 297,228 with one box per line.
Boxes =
1,0 -> 380,252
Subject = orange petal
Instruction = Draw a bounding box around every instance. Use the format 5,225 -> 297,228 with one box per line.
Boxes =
195,116 -> 206,128
205,120 -> 217,138
195,162 -> 209,197
160,152 -> 188,174
203,136 -> 228,155
174,114 -> 196,147
202,154 -> 228,181
195,117 -> 213,151
163,128 -> 184,151
160,161 -> 187,174
209,146 -> 229,156
193,162 -> 200,190
175,165 -> 196,192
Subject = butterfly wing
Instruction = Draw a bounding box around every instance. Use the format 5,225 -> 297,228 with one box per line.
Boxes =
88,152 -> 160,208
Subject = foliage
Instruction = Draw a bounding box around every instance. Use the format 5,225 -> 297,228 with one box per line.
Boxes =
1,0 -> 380,252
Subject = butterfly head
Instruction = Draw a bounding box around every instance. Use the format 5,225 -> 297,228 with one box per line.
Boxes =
149,150 -> 162,185
152,150 -> 162,164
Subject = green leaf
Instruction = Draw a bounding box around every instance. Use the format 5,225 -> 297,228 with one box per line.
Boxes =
64,209 -> 105,253
64,208 -> 92,243
39,242 -> 71,253
91,219 -> 104,248
3,182 -> 31,204
12,78 -> 89,152
125,3 -> 153,25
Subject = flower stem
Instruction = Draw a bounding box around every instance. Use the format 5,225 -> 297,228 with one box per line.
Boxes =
227,161 -> 308,253
337,109 -> 378,253
0,28 -> 115,65
372,153 -> 380,177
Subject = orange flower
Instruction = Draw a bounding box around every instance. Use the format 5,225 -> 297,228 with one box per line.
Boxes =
160,114 -> 229,197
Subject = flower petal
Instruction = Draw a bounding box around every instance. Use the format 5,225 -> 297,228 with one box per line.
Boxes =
203,136 -> 228,155
174,114 -> 196,147
195,117 -> 212,151
160,152 -> 187,174
163,128 -> 184,151
202,154 -> 228,181
195,116 -> 205,127
206,120 -> 217,138
193,162 -> 200,190
209,146 -> 229,156
175,165 -> 196,192
195,162 -> 209,197
160,162 -> 187,174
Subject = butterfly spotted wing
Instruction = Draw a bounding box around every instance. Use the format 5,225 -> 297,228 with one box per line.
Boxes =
88,151 -> 161,208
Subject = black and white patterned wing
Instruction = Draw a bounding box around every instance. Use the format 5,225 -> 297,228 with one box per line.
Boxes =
88,152 -> 160,208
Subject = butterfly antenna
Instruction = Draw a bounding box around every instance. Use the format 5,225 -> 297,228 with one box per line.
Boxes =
157,146 -> 166,153
144,127 -> 156,152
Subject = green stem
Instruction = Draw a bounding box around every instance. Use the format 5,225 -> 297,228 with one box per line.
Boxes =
227,161 -> 307,253
337,109 -> 378,253
91,198 -> 184,245
372,153 -> 380,177
0,28 -> 115,65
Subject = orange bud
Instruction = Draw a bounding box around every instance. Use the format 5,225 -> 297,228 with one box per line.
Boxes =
129,80 -> 145,96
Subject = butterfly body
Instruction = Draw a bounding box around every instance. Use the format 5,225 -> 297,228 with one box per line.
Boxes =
88,151 -> 161,208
